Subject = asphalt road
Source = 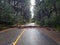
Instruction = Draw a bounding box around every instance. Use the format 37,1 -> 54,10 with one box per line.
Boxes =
0,28 -> 23,45
16,28 -> 59,45
0,23 -> 59,45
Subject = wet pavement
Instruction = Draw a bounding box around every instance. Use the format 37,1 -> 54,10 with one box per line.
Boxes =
0,23 -> 59,45
0,28 -> 23,45
16,28 -> 59,45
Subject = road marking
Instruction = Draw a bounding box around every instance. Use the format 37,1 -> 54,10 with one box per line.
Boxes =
13,29 -> 26,45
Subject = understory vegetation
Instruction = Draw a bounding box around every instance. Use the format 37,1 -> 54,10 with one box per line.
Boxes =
0,0 -> 31,30
34,0 -> 60,32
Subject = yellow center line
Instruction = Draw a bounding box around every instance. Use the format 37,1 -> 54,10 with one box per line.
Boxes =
13,29 -> 26,45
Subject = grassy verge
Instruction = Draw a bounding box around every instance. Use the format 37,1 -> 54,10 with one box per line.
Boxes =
0,24 -> 15,31
56,26 -> 60,32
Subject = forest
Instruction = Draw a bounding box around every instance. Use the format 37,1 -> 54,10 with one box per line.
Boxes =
0,0 -> 31,30
0,0 -> 60,32
33,0 -> 60,32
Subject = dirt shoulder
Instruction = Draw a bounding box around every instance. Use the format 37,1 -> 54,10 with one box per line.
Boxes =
39,28 -> 60,44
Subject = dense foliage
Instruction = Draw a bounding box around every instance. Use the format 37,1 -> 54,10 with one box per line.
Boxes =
34,0 -> 60,31
0,0 -> 31,29
0,0 -> 16,25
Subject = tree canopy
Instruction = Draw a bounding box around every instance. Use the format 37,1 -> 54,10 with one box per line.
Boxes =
0,0 -> 31,29
33,0 -> 60,32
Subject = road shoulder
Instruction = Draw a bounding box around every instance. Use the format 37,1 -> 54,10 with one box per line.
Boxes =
39,28 -> 60,45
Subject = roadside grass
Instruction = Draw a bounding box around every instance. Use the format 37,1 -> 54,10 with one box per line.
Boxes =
56,26 -> 60,32
0,23 -> 27,31
0,24 -> 14,31
0,25 -> 7,31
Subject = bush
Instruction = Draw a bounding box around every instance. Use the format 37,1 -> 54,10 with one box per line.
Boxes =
36,13 -> 60,32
